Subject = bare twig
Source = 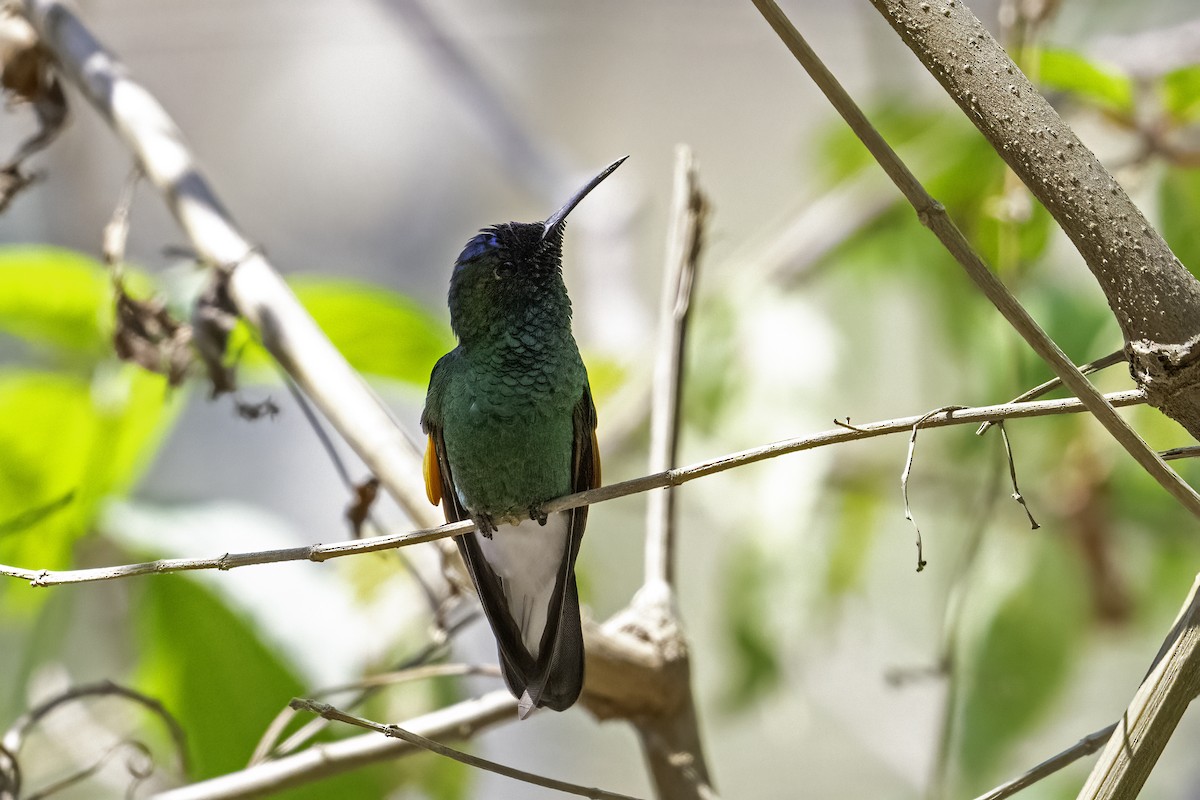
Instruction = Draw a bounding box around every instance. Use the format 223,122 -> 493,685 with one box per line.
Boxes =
0,390 -> 1147,588
1160,445 -> 1200,462
634,143 -> 714,800
901,406 -> 965,572
24,740 -> 153,800
254,614 -> 482,764
748,0 -> 1200,521
153,691 -> 516,800
102,165 -> 140,269
996,421 -> 1040,529
250,653 -> 495,765
289,698 -> 643,800
2,681 -> 188,779
977,350 -> 1126,435
973,722 -> 1117,800
645,144 -> 708,591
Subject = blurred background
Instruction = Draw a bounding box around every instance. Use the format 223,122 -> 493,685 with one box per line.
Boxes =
4,0 -> 1200,797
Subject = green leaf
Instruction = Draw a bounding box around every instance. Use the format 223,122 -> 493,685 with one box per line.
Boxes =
1033,48 -> 1134,117
719,541 -> 783,709
0,368 -> 176,581
954,533 -> 1088,790
1159,167 -> 1200,277
134,574 -> 438,797
1161,65 -> 1200,122
823,486 -> 879,597
0,246 -> 113,356
238,278 -> 453,386
135,575 -> 306,779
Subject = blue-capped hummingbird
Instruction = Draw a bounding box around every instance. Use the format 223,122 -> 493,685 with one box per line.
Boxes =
421,158 -> 625,716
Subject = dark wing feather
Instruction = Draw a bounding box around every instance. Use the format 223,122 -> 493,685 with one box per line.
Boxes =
532,382 -> 599,711
422,368 -> 599,713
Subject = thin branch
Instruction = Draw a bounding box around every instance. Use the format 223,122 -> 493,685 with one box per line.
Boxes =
0,390 -> 1147,588
996,421 -> 1040,529
153,691 -> 517,800
280,374 -> 445,621
289,698 -> 644,800
250,653 -> 496,765
309,663 -> 501,698
1160,445 -> 1200,462
25,740 -> 153,800
2,681 -> 188,779
977,350 -> 1126,435
972,722 -> 1117,800
901,406 -> 965,572
644,144 -> 707,591
748,0 -> 1200,521
0,519 -> 474,586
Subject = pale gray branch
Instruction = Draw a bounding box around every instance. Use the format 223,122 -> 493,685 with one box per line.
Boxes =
636,145 -> 714,800
19,0 -> 438,530
151,691 -> 516,800
644,144 -> 707,591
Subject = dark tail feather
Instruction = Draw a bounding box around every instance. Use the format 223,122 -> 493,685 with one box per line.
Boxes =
497,578 -> 585,715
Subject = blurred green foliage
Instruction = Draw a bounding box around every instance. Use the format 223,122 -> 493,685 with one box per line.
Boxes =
0,247 -> 469,797
716,40 -> 1200,799
954,533 -> 1089,790
235,276 -> 453,387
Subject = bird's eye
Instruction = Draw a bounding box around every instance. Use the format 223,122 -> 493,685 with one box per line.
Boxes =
493,261 -> 516,280
458,232 -> 500,263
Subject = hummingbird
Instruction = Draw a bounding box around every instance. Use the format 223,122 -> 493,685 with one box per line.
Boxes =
421,158 -> 625,716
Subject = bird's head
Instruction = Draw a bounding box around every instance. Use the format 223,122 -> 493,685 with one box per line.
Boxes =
447,157 -> 626,343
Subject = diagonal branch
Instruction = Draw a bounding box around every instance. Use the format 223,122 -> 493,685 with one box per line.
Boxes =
290,699 -> 643,800
973,722 -> 1117,800
863,0 -> 1200,441
747,0 -> 1200,521
151,691 -> 517,800
18,0 -> 437,528
0,390 -> 1147,588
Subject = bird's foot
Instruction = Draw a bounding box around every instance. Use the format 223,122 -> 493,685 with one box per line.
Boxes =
474,513 -> 497,539
528,505 -> 548,526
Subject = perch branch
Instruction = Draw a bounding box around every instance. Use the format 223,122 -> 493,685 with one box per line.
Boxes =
747,0 -> 1200,520
0,390 -> 1147,587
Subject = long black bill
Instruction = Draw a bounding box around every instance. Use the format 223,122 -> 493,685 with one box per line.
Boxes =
542,156 -> 628,240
